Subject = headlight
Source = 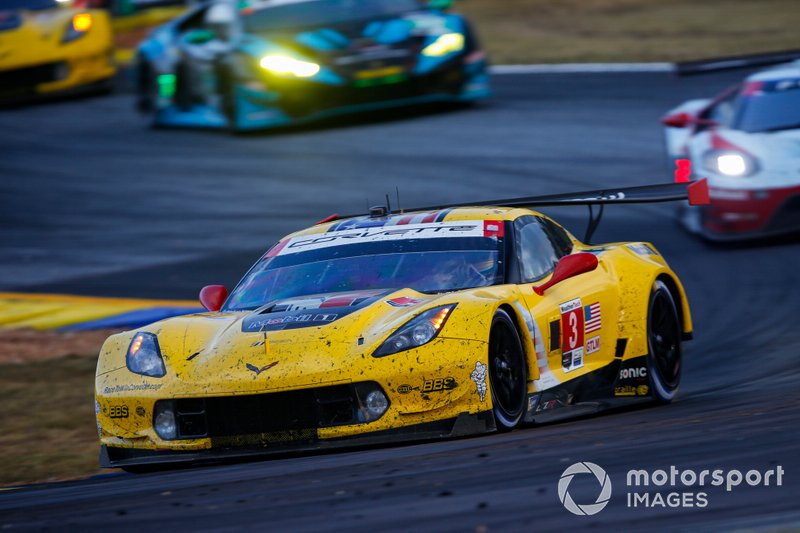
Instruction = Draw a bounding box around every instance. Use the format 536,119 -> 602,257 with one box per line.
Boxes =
421,33 -> 465,57
62,13 -> 92,43
373,304 -> 456,357
259,55 -> 320,78
702,150 -> 759,177
126,332 -> 166,377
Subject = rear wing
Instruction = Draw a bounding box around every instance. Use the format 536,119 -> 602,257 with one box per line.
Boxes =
326,179 -> 710,243
404,178 -> 710,211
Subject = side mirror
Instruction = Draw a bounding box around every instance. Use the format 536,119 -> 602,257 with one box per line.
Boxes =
183,28 -> 216,45
427,0 -> 453,10
199,285 -> 228,312
661,112 -> 719,129
532,253 -> 598,296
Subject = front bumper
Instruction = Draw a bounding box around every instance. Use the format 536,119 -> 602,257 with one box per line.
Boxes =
682,185 -> 800,240
101,411 -> 495,468
0,50 -> 115,100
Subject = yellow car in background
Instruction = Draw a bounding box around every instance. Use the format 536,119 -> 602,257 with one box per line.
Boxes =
0,0 -> 115,100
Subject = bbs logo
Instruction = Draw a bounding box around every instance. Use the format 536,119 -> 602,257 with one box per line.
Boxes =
422,377 -> 457,392
109,405 -> 129,419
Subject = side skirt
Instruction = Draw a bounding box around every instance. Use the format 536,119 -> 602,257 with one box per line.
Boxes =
523,355 -> 653,424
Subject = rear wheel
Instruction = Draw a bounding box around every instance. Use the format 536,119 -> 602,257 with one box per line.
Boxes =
488,310 -> 528,430
647,280 -> 682,403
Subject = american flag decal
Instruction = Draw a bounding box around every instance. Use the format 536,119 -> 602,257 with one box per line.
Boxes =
584,302 -> 602,333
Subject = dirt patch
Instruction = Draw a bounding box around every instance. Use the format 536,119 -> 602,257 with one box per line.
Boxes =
0,328 -> 124,364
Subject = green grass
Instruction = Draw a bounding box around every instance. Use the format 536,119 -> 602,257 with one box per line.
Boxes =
456,0 -> 800,64
0,356 -> 103,486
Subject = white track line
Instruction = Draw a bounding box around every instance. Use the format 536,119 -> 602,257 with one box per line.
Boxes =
490,63 -> 674,74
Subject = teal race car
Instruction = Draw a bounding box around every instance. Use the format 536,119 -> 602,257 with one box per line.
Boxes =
135,0 -> 490,131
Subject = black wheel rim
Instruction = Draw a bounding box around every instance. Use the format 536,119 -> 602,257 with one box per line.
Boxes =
490,321 -> 524,419
649,291 -> 681,389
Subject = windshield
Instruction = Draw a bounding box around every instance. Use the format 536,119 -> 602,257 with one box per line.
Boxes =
225,232 -> 503,312
243,0 -> 422,33
0,0 -> 57,9
735,79 -> 800,133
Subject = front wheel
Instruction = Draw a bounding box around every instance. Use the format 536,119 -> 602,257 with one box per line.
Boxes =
647,280 -> 682,403
488,310 -> 528,430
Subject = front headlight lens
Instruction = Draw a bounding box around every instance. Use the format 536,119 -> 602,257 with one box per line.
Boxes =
702,150 -> 758,177
62,13 -> 92,43
259,55 -> 320,78
374,304 -> 456,357
422,33 -> 465,57
126,332 -> 166,377
154,401 -> 177,440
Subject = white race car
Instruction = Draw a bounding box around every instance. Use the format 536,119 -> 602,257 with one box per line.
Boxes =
662,61 -> 800,240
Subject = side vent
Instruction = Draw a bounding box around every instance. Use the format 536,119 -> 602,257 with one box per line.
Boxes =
549,320 -> 560,351
615,339 -> 628,358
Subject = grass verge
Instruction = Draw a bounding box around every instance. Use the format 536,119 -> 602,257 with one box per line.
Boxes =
457,0 -> 800,64
0,355 -> 105,486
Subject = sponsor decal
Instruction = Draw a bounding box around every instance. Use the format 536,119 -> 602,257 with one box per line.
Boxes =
627,243 -> 657,256
483,220 -> 504,238
136,406 -> 146,417
103,383 -> 162,394
619,367 -> 647,380
560,298 -> 584,372
471,361 -> 487,402
397,377 -> 458,394
279,221 -> 485,255
398,377 -> 457,395
246,361 -> 278,378
423,377 -> 457,392
584,302 -> 602,333
386,296 -> 426,308
615,385 -> 650,397
109,405 -> 129,419
586,335 -> 600,354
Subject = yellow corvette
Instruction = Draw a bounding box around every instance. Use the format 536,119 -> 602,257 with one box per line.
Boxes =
96,181 -> 709,470
0,0 -> 115,100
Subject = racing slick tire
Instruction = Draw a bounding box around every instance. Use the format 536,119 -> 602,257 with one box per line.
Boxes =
646,280 -> 682,403
488,309 -> 528,431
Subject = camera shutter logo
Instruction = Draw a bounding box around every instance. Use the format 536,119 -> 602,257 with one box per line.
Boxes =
558,462 -> 612,515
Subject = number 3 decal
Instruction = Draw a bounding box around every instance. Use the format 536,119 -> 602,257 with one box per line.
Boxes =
560,298 -> 584,352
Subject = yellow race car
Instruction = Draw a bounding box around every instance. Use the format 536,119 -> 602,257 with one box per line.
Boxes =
0,0 -> 115,100
95,180 -> 709,470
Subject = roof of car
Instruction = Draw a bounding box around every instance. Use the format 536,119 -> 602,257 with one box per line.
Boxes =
288,206 -> 538,238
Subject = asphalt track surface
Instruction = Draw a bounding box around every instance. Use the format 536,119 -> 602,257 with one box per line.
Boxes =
1,70 -> 800,531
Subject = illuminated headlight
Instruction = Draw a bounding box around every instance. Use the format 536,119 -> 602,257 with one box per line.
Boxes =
154,401 -> 177,440
422,33 -> 465,57
62,13 -> 92,43
703,150 -> 758,177
126,332 -> 166,377
259,55 -> 320,78
374,304 -> 456,357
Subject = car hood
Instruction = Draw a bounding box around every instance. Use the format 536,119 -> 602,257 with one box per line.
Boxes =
148,288 -> 459,389
239,11 -> 465,70
0,7 -> 80,69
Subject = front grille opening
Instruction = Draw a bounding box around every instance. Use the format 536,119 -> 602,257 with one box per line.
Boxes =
163,382 -> 384,441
